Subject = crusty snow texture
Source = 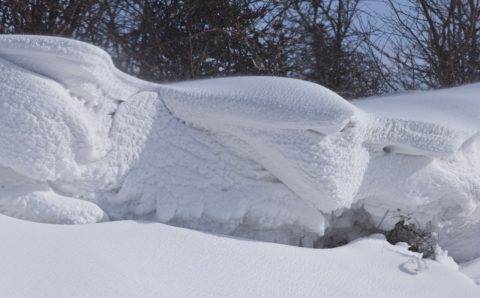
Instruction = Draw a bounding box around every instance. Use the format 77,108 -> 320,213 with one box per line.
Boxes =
1,35 -> 480,261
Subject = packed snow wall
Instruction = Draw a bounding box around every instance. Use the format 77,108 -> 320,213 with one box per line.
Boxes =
0,35 -> 479,261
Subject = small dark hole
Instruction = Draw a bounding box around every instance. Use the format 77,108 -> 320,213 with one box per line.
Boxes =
383,146 -> 393,153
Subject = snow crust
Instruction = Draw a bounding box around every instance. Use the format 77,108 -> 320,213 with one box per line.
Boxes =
1,214 -> 479,298
1,35 -> 480,262
162,76 -> 356,134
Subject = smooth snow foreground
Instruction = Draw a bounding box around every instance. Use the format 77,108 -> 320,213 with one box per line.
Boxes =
0,214 -> 479,297
1,35 -> 480,267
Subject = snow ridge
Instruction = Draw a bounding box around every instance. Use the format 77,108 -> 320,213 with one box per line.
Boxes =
1,35 -> 480,261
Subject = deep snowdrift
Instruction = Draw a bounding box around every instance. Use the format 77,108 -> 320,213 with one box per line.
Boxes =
1,214 -> 479,297
1,35 -> 480,262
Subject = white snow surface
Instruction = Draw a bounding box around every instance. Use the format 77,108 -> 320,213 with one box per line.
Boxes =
0,214 -> 479,298
1,35 -> 480,264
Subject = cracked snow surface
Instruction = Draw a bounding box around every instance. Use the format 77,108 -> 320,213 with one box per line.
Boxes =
1,35 -> 480,263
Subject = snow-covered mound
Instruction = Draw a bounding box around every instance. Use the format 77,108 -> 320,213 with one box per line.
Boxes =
1,214 -> 479,298
1,35 -> 480,262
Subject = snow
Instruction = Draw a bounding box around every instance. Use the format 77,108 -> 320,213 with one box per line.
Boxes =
162,76 -> 356,134
0,165 -> 108,224
354,87 -> 480,262
463,257 -> 480,285
0,214 -> 478,298
355,85 -> 480,129
1,34 -> 480,293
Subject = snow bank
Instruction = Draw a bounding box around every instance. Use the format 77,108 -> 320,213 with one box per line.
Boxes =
354,87 -> 480,261
162,76 -> 356,134
0,215 -> 478,297
1,35 -> 480,262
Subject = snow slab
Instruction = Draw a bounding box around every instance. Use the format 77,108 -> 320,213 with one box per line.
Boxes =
1,35 -> 480,263
162,76 -> 356,134
0,215 -> 478,298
